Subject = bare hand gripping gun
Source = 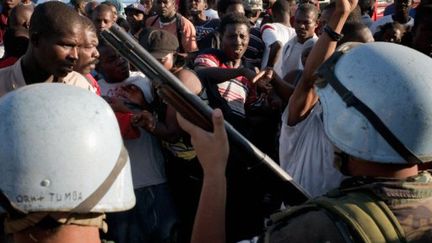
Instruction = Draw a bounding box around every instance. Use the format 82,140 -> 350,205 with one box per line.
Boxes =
101,24 -> 310,205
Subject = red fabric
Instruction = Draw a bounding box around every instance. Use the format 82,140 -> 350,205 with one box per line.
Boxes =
260,23 -> 275,33
0,56 -> 18,68
0,12 -> 8,45
115,112 -> 141,139
290,16 -> 295,27
85,73 -> 101,96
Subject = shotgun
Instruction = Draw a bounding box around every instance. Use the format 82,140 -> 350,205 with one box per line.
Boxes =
100,24 -> 310,205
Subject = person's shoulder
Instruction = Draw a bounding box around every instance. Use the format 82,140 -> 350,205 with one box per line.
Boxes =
175,68 -> 202,94
284,25 -> 296,34
64,71 -> 97,93
0,59 -> 22,81
0,59 -> 16,73
179,14 -> 195,27
176,67 -> 198,76
0,61 -> 16,89
195,56 -> 219,67
176,68 -> 200,83
260,23 -> 276,33
147,15 -> 158,21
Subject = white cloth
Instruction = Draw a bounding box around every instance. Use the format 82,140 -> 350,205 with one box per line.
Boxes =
260,23 -> 296,69
369,14 -> 414,34
274,36 -> 317,79
98,74 -> 166,189
0,45 -> 4,59
204,8 -> 219,19
279,102 -> 345,197
129,71 -> 154,103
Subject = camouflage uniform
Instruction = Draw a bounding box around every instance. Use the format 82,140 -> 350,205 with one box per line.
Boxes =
262,171 -> 432,243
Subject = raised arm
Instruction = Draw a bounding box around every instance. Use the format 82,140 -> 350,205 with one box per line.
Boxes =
287,0 -> 358,126
265,41 -> 283,69
177,109 -> 229,243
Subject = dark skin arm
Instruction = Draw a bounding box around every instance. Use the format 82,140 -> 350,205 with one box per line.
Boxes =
195,67 -> 257,84
271,71 -> 296,102
178,109 -> 228,243
133,68 -> 203,142
287,0 -> 356,126
133,104 -> 182,143
266,41 -> 283,68
252,68 -> 295,102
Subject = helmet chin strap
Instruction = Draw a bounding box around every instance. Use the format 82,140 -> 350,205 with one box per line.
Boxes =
71,145 -> 129,213
317,51 -> 423,164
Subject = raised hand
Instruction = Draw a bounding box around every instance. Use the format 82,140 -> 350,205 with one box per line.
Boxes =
132,110 -> 157,132
176,109 -> 229,176
335,0 -> 358,14
252,68 -> 274,94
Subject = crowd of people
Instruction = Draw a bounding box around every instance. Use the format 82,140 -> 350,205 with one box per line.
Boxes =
0,0 -> 431,242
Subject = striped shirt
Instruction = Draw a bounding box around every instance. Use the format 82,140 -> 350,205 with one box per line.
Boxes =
194,50 -> 257,117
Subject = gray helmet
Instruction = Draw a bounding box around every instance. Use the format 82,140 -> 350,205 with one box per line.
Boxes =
316,42 -> 432,164
0,84 -> 135,214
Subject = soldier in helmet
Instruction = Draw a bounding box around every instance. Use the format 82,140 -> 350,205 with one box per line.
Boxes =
185,0 -> 432,241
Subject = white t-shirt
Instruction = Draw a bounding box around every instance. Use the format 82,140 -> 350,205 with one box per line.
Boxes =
260,23 -> 296,69
279,102 -> 345,197
98,73 -> 166,189
369,14 -> 414,34
274,36 -> 317,79
0,45 -> 4,59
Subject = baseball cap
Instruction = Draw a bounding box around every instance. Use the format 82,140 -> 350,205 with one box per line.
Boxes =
140,29 -> 179,59
244,0 -> 263,11
125,3 -> 146,14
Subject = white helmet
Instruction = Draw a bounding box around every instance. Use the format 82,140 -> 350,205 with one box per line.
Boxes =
316,42 -> 432,164
0,83 -> 135,214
